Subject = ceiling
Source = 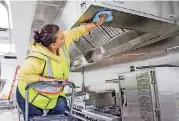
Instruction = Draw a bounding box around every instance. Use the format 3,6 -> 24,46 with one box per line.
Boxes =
1,1 -> 36,65
29,1 -> 64,43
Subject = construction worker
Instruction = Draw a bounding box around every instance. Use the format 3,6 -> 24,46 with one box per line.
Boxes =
16,14 -> 107,119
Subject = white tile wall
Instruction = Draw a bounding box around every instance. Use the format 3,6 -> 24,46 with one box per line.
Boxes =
68,72 -> 83,92
84,66 -> 111,90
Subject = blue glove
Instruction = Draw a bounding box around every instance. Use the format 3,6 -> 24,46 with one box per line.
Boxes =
93,10 -> 113,22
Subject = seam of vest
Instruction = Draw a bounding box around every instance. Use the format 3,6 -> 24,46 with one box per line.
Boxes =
31,93 -> 39,104
37,93 -> 52,109
45,98 -> 52,109
31,93 -> 51,103
31,93 -> 52,109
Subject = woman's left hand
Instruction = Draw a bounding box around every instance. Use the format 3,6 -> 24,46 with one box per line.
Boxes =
84,14 -> 107,32
94,14 -> 107,26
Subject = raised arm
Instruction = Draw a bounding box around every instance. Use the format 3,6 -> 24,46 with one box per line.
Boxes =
64,14 -> 106,46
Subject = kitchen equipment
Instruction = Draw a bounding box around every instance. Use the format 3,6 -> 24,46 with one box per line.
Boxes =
82,108 -> 121,121
72,105 -> 121,121
118,66 -> 179,121
73,90 -> 116,110
72,91 -> 120,120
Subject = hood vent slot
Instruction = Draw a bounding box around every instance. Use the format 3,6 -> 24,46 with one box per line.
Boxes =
83,26 -> 125,48
69,43 -> 82,61
78,37 -> 94,50
69,25 -> 127,61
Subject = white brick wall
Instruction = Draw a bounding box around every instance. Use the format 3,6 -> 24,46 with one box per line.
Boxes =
83,52 -> 179,91
68,72 -> 82,92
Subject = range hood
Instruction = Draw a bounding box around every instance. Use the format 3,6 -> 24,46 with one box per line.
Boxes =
70,1 -> 179,71
29,1 -> 64,42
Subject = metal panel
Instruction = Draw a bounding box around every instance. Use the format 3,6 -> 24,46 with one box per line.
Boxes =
155,67 -> 179,121
73,4 -> 179,36
70,55 -> 89,71
73,34 -> 179,71
78,37 -> 93,51
97,1 -> 175,23
91,30 -> 146,61
119,70 -> 155,121
32,3 -> 59,29
53,1 -> 78,31
119,71 -> 141,121
70,2 -> 179,71
71,29 -> 179,71
69,43 -> 82,61
87,26 -> 124,48
29,1 -> 63,42
38,1 -> 63,6
70,25 -> 126,61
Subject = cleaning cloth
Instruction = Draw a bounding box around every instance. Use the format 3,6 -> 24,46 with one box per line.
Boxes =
93,9 -> 113,22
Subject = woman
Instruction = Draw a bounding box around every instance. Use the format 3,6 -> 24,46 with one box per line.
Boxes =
16,15 -> 107,119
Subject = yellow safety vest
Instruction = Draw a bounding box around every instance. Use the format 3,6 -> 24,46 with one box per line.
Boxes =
18,46 -> 70,109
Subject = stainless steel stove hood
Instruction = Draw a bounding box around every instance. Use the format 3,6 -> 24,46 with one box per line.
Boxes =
73,4 -> 179,36
70,2 -> 179,71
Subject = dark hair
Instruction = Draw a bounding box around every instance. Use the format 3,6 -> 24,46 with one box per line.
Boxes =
33,24 -> 59,47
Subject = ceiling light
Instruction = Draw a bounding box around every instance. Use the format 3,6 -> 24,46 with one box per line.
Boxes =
0,43 -> 15,55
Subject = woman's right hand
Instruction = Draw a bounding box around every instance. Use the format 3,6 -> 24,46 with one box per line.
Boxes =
39,76 -> 61,82
49,78 -> 64,82
48,78 -> 59,82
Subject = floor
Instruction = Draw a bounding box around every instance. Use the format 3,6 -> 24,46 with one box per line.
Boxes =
0,109 -> 23,121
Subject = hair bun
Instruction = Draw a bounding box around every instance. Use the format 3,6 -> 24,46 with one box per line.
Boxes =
33,30 -> 41,43
33,24 -> 59,47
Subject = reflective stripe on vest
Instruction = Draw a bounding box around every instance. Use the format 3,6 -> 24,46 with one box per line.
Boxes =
46,46 -> 69,76
46,56 -> 53,77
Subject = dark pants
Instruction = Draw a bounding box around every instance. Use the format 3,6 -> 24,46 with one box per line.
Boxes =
16,88 -> 67,120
